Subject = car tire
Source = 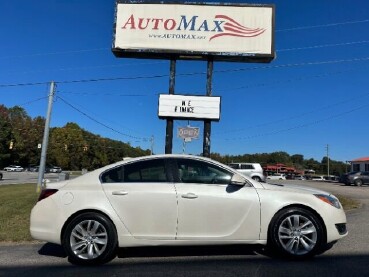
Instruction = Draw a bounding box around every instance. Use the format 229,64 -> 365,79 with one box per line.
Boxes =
268,207 -> 325,259
252,176 -> 261,182
62,212 -> 118,265
354,179 -> 363,186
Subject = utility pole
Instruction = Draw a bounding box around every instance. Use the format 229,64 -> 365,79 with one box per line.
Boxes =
150,135 -> 154,155
326,144 -> 330,177
37,81 -> 56,192
203,59 -> 213,158
165,59 -> 176,154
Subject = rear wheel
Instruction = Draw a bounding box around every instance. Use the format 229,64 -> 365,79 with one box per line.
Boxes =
62,212 -> 117,265
252,176 -> 261,182
268,207 -> 325,259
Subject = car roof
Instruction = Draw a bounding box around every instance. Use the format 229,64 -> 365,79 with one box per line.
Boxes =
71,154 -> 240,183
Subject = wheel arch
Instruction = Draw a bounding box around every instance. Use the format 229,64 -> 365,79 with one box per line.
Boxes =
267,204 -> 328,245
60,209 -> 118,244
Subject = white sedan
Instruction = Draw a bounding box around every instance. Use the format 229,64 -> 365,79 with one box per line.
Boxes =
4,165 -> 23,172
30,154 -> 347,265
267,173 -> 286,180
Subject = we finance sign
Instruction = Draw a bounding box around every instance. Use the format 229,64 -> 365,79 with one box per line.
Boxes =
112,1 -> 275,62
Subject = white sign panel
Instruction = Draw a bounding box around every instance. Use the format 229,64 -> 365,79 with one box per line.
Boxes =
158,94 -> 221,121
113,1 -> 275,62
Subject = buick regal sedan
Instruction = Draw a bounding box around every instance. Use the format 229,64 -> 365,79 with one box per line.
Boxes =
30,154 -> 347,265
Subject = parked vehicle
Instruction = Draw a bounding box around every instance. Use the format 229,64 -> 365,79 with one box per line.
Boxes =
31,154 -> 347,265
340,171 -> 369,186
312,176 -> 325,181
27,165 -> 39,172
267,173 -> 286,180
26,165 -> 51,173
228,162 -> 266,182
3,165 -> 23,172
49,166 -> 62,173
0,172 -> 2,180
294,175 -> 306,180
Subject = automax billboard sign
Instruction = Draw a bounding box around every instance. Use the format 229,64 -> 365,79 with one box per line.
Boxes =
112,1 -> 275,62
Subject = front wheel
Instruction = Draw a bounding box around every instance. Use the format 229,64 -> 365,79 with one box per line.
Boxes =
252,176 -> 262,182
268,207 -> 325,259
354,179 -> 363,186
62,212 -> 118,265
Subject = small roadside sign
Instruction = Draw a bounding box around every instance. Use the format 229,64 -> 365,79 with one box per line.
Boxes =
178,127 -> 200,140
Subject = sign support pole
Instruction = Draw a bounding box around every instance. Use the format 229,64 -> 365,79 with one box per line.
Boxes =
165,59 -> 176,154
203,59 -> 213,157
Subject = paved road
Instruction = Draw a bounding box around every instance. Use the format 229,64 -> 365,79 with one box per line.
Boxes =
0,180 -> 368,276
0,171 -> 69,185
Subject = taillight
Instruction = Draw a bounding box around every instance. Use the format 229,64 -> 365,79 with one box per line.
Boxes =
38,189 -> 58,202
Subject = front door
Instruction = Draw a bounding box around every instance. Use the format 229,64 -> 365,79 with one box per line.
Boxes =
173,158 -> 260,240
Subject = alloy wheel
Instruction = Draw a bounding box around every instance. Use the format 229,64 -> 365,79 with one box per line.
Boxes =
277,214 -> 317,255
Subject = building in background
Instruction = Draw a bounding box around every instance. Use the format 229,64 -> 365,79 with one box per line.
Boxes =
350,157 -> 369,172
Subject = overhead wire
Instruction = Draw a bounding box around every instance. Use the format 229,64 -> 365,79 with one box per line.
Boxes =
0,17 -> 367,60
1,56 -> 369,88
56,96 -> 149,141
219,102 -> 369,141
2,17 -> 369,147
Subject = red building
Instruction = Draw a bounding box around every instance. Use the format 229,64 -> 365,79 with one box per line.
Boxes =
263,163 -> 304,176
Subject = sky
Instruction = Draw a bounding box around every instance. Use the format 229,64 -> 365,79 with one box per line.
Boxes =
0,0 -> 368,163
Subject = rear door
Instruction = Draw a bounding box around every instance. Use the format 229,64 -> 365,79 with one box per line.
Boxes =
101,158 -> 177,239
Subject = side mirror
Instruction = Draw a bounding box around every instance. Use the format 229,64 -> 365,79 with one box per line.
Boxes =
230,174 -> 246,186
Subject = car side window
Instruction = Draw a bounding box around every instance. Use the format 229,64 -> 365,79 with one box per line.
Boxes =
176,159 -> 232,185
101,166 -> 123,183
124,159 -> 168,182
241,164 -> 254,170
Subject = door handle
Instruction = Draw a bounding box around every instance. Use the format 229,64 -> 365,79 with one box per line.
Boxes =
112,191 -> 128,196
181,193 -> 198,199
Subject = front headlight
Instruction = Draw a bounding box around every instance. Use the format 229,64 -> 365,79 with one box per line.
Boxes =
314,194 -> 341,209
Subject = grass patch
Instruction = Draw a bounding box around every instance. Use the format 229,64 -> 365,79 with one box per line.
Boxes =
0,184 -> 361,242
337,194 -> 361,210
0,184 -> 39,242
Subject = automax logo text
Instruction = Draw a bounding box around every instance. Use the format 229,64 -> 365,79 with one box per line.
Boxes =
120,14 -> 266,41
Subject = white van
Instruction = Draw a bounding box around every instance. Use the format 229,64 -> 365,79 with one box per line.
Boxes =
228,163 -> 266,182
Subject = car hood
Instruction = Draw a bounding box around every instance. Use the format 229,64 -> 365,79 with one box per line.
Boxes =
259,182 -> 332,196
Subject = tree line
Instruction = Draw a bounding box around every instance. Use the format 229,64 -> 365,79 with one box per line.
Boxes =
0,105 -> 150,170
0,104 -> 348,175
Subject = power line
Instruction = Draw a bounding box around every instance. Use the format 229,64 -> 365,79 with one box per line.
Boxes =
2,56 -> 369,88
18,96 -> 49,107
216,64 -> 369,94
220,102 -> 369,141
56,96 -> 148,141
0,48 -> 109,60
276,19 -> 369,32
0,18 -> 367,60
58,90 -> 151,97
278,40 -> 369,52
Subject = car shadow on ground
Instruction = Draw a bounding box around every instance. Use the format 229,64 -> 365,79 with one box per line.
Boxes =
8,243 -> 369,276
38,243 -> 261,259
38,243 -> 67,258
